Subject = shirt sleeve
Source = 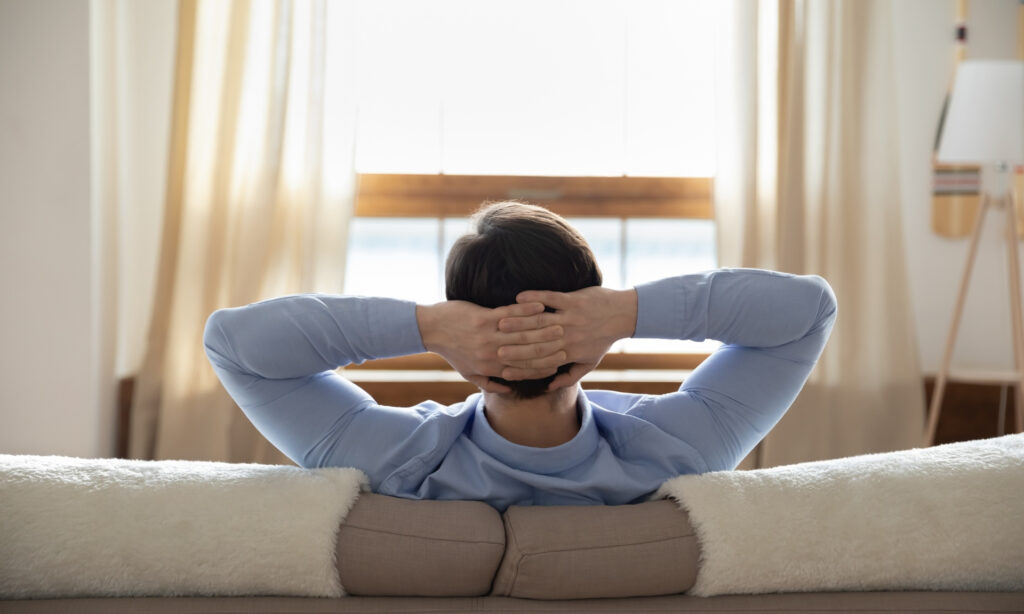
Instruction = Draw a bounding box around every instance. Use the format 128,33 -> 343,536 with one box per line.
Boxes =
627,268 -> 837,471
202,294 -> 437,481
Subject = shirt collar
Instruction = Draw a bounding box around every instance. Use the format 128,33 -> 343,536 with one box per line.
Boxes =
468,388 -> 599,474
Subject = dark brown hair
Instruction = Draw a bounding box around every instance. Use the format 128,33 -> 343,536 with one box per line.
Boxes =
445,201 -> 602,398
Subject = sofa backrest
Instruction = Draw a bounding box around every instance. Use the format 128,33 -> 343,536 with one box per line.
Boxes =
492,500 -> 698,599
335,493 -> 505,596
335,494 -> 699,598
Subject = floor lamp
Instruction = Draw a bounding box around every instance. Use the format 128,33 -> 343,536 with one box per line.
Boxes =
926,60 -> 1024,446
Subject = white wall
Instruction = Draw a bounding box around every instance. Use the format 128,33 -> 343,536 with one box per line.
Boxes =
893,0 -> 1022,376
0,0 -> 175,457
0,0 -> 107,456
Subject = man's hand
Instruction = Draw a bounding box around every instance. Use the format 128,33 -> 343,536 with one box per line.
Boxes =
497,287 -> 638,391
416,300 -> 568,393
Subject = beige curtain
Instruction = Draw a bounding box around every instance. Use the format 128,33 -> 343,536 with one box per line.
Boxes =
129,0 -> 357,463
715,0 -> 925,467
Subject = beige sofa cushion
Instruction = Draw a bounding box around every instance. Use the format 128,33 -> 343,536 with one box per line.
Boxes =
491,500 -> 698,599
336,494 -> 505,596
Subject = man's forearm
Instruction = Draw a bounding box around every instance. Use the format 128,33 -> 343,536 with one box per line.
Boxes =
204,294 -> 425,380
634,269 -> 836,353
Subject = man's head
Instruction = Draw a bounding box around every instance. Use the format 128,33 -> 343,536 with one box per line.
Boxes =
445,201 -> 602,398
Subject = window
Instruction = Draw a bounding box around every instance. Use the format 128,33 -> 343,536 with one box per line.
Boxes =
348,0 -> 716,176
345,174 -> 718,357
339,1 -> 719,376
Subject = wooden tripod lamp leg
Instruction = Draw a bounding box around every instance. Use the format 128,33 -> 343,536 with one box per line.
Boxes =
926,195 -> 992,446
1003,189 -> 1024,433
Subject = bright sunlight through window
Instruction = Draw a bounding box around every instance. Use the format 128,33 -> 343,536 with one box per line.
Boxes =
340,1 -> 719,354
349,0 -> 717,176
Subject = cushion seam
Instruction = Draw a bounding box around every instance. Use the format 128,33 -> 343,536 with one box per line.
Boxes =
517,533 -> 695,556
505,513 -> 524,595
340,524 -> 504,546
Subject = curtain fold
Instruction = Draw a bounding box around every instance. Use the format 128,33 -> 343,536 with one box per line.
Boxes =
91,0 -> 178,382
715,0 -> 925,467
129,0 -> 356,463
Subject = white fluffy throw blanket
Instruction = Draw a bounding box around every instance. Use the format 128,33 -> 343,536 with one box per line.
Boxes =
0,455 -> 367,599
656,433 -> 1024,596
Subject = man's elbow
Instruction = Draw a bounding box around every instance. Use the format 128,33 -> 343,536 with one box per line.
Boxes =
807,275 -> 838,327
203,309 -> 235,365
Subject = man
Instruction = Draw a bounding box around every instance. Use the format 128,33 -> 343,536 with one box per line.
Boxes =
204,202 -> 836,511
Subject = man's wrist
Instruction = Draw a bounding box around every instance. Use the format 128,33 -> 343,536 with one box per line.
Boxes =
415,303 -> 442,353
611,288 -> 638,340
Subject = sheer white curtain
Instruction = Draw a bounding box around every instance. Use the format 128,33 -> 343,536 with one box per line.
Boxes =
91,0 -> 178,462
127,0 -> 358,462
715,0 -> 925,467
91,0 -> 177,383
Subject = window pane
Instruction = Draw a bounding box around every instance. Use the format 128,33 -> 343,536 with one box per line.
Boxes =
622,218 -> 719,353
344,0 -> 717,177
344,218 -> 441,303
566,217 -> 623,290
356,103 -> 442,174
440,0 -> 626,176
625,0 -> 717,176
625,218 -> 716,286
352,1 -> 443,174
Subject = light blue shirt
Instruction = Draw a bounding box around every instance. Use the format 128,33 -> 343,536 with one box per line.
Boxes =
204,269 -> 836,511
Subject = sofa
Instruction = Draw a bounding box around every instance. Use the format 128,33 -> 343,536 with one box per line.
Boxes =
2,435 -> 1023,613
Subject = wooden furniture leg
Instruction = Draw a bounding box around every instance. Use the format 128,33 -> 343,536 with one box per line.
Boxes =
1004,188 -> 1024,433
926,194 -> 991,446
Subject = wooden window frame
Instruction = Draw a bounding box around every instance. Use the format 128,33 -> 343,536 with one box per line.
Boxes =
356,174 -> 713,219
351,173 -> 714,388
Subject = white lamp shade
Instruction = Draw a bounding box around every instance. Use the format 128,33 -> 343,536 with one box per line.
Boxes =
937,60 -> 1024,165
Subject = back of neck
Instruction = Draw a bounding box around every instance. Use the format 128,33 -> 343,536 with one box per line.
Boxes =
482,388 -> 580,448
